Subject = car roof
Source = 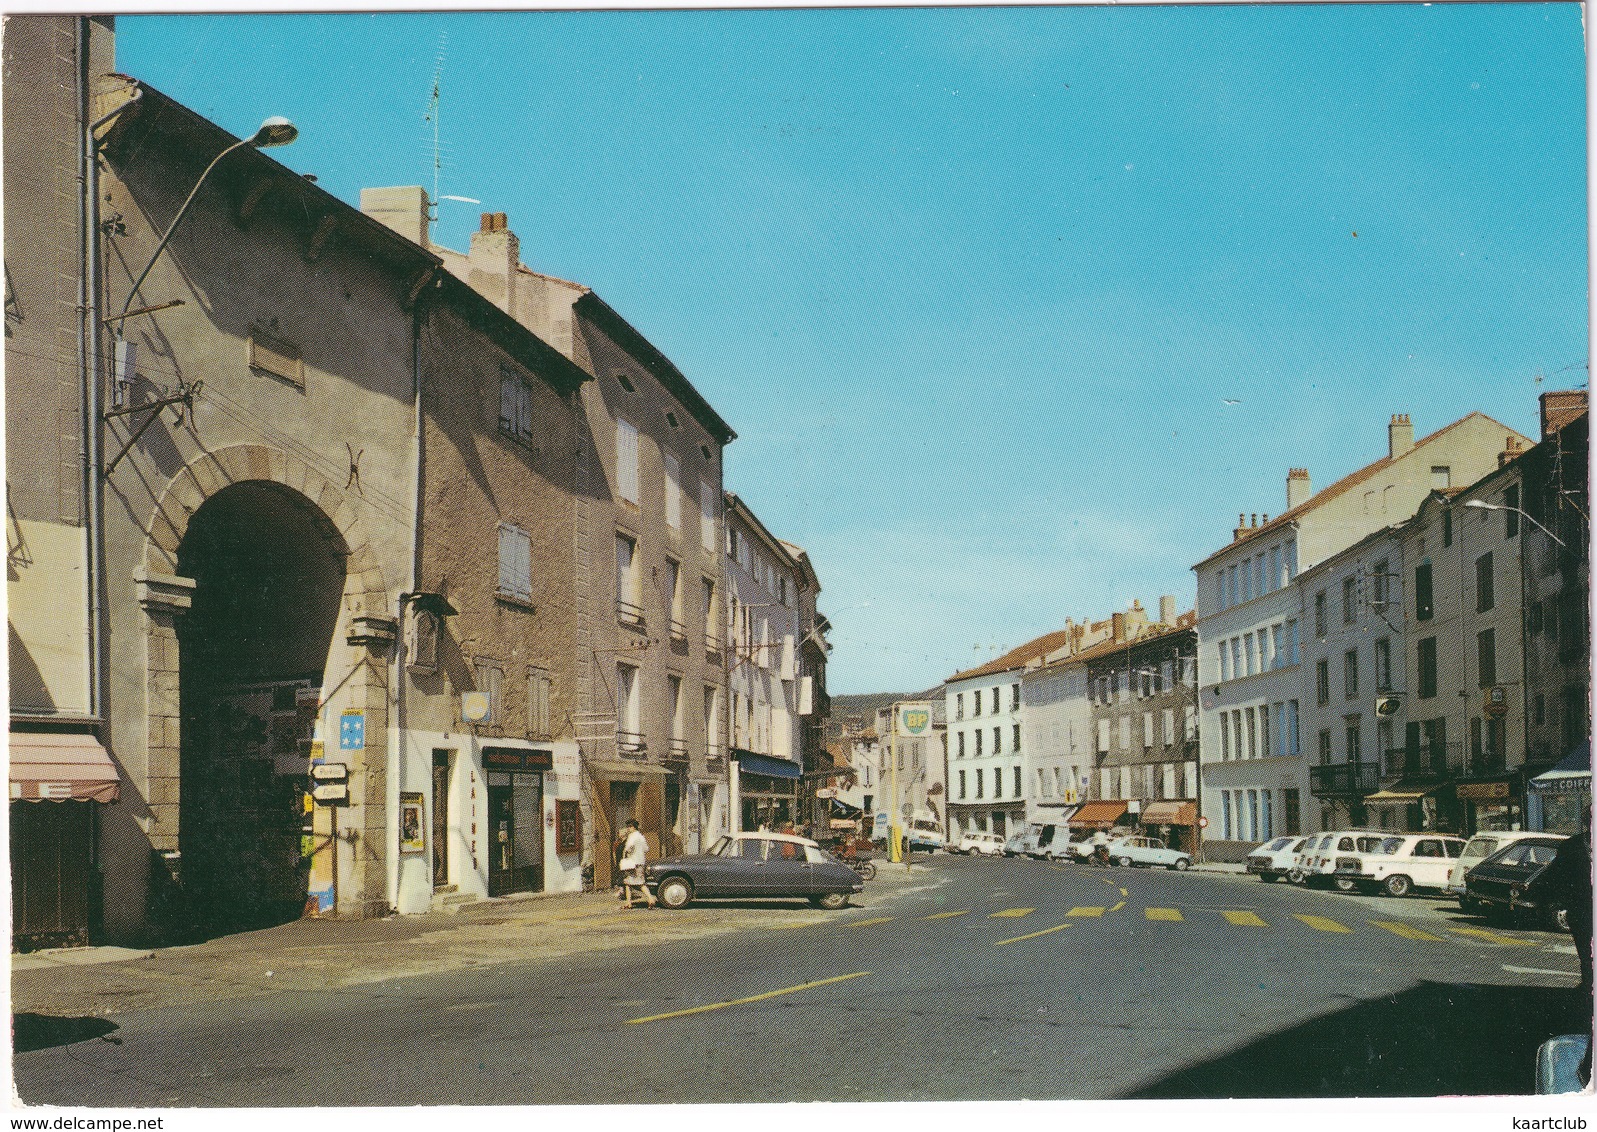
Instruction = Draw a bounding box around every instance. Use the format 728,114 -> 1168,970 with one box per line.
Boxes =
732,832 -> 817,846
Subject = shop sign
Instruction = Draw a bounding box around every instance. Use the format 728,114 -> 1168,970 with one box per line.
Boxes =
895,702 -> 933,737
311,782 -> 350,805
310,763 -> 348,782
1484,687 -> 1509,719
483,747 -> 553,771
339,711 -> 365,750
1457,781 -> 1511,801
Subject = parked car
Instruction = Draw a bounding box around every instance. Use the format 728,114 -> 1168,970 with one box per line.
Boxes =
1245,836 -> 1308,882
1109,835 -> 1192,871
955,831 -> 1007,856
1068,829 -> 1131,862
1445,830 -> 1563,899
645,832 -> 864,910
1332,833 -> 1467,897
1030,823 -> 1071,860
905,815 -> 947,852
1536,1034 -> 1590,1093
1462,835 -> 1570,928
1005,825 -> 1042,857
1299,830 -> 1391,891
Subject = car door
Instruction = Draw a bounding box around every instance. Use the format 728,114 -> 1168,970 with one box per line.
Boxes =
762,838 -> 813,894
712,836 -> 770,896
1408,838 -> 1452,887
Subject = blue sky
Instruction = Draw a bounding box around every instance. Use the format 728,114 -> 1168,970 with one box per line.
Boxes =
116,5 -> 1589,694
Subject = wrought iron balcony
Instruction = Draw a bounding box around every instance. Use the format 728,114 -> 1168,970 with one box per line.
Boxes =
1309,762 -> 1381,798
615,731 -> 647,757
616,600 -> 646,630
668,737 -> 689,759
669,618 -> 687,642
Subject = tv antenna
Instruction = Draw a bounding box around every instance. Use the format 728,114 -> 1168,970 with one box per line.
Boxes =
424,35 -> 481,220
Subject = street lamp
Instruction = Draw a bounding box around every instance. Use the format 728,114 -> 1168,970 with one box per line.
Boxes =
116,116 -> 299,323
1463,499 -> 1564,547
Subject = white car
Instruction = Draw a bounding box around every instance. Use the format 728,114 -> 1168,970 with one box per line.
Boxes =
1445,830 -> 1563,898
1068,830 -> 1128,862
1004,826 -> 1041,857
1332,832 -> 1467,897
1109,835 -> 1192,871
1245,836 -> 1308,882
956,831 -> 1006,856
1298,830 -> 1391,891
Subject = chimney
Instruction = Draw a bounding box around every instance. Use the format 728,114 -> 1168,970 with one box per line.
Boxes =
1287,468 -> 1311,510
1159,595 -> 1176,625
1234,513 -> 1249,541
1112,612 -> 1126,643
359,185 -> 430,249
469,211 -> 520,317
1499,435 -> 1526,468
1388,413 -> 1414,458
1540,390 -> 1588,439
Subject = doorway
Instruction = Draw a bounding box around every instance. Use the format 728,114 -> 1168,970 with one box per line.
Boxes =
176,482 -> 346,932
487,771 -> 544,897
432,750 -> 452,889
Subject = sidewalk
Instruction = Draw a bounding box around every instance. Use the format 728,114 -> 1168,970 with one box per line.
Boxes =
12,865 -> 928,1021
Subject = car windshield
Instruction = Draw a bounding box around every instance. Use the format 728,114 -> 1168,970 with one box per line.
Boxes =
1462,838 -> 1499,862
1356,836 -> 1389,852
1525,844 -> 1561,866
1266,837 -> 1291,851
709,836 -> 734,857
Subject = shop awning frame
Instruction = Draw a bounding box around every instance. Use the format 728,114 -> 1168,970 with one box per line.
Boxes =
1363,783 -> 1438,804
731,750 -> 802,780
9,732 -> 121,803
1069,800 -> 1129,828
1141,801 -> 1197,826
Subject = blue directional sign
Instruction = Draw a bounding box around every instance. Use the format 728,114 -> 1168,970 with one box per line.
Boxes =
339,711 -> 365,751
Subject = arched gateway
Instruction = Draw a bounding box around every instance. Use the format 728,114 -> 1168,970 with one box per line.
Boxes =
141,444 -> 394,932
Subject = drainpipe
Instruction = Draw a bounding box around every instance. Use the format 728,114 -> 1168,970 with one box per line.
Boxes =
81,39 -> 142,725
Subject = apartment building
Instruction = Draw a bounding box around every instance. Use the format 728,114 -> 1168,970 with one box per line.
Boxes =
1019,616 -> 1115,826
1194,411 -> 1531,859
724,494 -> 804,830
1080,601 -> 1202,853
1520,396 -> 1590,832
366,197 -> 738,883
1296,526 -> 1405,833
945,630 -> 1073,839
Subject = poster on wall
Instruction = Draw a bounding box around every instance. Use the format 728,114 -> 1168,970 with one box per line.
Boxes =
399,791 -> 425,854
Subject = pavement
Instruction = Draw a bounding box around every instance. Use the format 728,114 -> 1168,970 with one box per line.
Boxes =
11,861 -> 936,1020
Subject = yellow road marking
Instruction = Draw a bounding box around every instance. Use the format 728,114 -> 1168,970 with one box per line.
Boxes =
1145,908 -> 1183,922
923,910 -> 969,920
995,922 -> 1073,946
1448,926 -> 1538,947
1110,900 -> 1126,912
1119,888 -> 1129,897
1295,914 -> 1353,934
1370,920 -> 1445,942
1067,906 -> 1105,918
845,917 -> 894,928
990,908 -> 1035,919
1223,910 -> 1267,927
626,971 -> 871,1024
768,921 -> 821,929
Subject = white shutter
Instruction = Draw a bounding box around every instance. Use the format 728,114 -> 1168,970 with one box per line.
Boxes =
700,481 -> 717,552
798,675 -> 813,715
664,452 -> 682,529
616,419 -> 639,503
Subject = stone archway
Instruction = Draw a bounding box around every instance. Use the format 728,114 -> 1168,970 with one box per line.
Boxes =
137,444 -> 395,928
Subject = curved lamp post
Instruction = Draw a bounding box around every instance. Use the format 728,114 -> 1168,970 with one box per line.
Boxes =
1463,498 -> 1565,547
117,116 -> 298,322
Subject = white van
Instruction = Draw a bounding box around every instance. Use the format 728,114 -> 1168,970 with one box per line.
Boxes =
956,831 -> 1007,856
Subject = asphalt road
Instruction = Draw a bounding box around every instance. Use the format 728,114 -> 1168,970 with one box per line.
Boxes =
14,854 -> 1589,1105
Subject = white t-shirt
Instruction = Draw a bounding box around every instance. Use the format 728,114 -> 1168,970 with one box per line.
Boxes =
619,829 -> 649,871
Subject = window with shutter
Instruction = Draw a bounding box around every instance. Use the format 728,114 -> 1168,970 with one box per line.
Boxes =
616,419 -> 639,503
496,524 -> 532,603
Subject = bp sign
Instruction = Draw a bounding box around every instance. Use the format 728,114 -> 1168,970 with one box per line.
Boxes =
896,702 -> 933,737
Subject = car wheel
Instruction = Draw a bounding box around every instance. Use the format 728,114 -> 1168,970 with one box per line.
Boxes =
1547,904 -> 1570,933
1459,896 -> 1483,916
1382,874 -> 1412,898
1332,876 -> 1357,893
1116,855 -> 1133,868
856,861 -> 877,881
1287,868 -> 1306,885
656,875 -> 693,909
1171,857 -> 1190,872
1259,872 -> 1279,883
812,891 -> 849,910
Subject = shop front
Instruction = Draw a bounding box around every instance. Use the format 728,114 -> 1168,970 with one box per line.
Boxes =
1140,800 -> 1198,854
1363,783 -> 1446,833
1454,777 -> 1524,835
732,750 -> 801,831
1531,741 -> 1591,834
481,746 -> 552,897
10,731 -> 122,951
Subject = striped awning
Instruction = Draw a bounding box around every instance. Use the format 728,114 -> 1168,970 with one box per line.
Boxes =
9,732 -> 121,803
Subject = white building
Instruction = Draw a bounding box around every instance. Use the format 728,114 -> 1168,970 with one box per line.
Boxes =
1020,617 -> 1117,824
1193,411 -> 1531,859
724,494 -> 805,830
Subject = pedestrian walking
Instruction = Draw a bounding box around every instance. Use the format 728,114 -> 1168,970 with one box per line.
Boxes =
617,819 -> 656,909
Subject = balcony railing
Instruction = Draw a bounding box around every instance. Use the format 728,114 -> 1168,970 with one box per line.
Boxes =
705,745 -> 728,777
669,618 -> 687,642
1309,762 -> 1381,798
667,737 -> 689,760
1381,744 -> 1459,778
616,731 -> 647,757
616,600 -> 646,630
705,632 -> 722,657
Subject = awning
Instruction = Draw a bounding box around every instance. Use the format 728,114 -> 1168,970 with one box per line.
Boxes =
585,759 -> 673,780
9,732 -> 121,803
1069,800 -> 1129,828
828,798 -> 863,819
732,751 -> 802,780
1364,783 -> 1437,804
1141,801 -> 1197,826
1532,741 -> 1591,794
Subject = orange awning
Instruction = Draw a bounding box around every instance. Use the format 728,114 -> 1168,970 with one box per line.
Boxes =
1069,800 -> 1128,828
1141,801 -> 1197,826
9,732 -> 121,803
